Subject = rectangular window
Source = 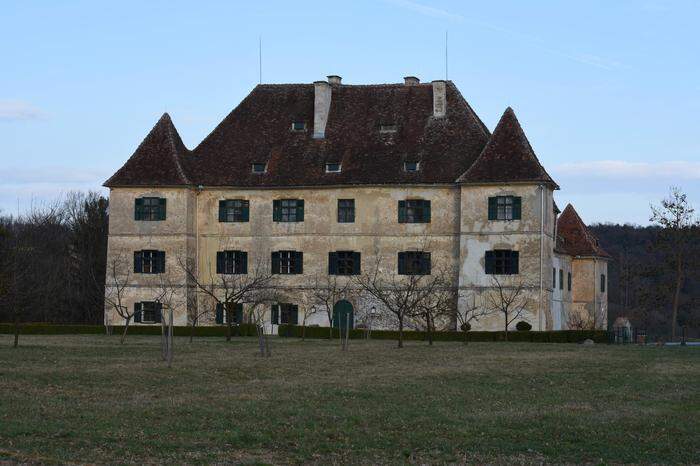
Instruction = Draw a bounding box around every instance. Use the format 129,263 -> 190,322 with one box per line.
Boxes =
216,251 -> 248,274
380,124 -> 398,133
485,250 -> 519,275
403,161 -> 420,172
134,197 -> 166,221
337,199 -> 355,223
271,250 -> 303,274
559,269 -> 564,290
218,199 -> 249,222
134,302 -> 161,324
215,302 -> 243,324
252,163 -> 267,173
325,162 -> 341,173
553,267 -> 556,288
271,303 -> 299,325
568,272 -> 572,291
291,121 -> 306,131
601,274 -> 606,293
134,250 -> 165,274
398,251 -> 431,275
398,199 -> 431,223
488,196 -> 522,221
328,251 -> 361,275
273,199 -> 304,222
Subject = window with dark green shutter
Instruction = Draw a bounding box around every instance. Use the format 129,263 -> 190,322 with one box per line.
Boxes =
216,302 -> 243,324
397,251 -> 431,275
135,197 -> 166,221
219,199 -> 249,222
133,302 -> 142,322
134,250 -> 165,274
601,274 -> 606,293
553,267 -> 556,287
398,199 -> 430,223
138,301 -> 159,323
329,251 -> 361,275
567,272 -> 572,291
216,250 -> 248,274
488,196 -> 521,221
337,199 -> 355,223
559,269 -> 564,290
271,304 -> 279,324
485,250 -> 519,275
273,199 -> 304,222
277,303 -> 298,325
272,250 -> 303,274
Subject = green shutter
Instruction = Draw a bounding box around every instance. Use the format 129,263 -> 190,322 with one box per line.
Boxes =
241,201 -> 250,222
424,201 -> 431,223
353,252 -> 361,275
488,197 -> 497,220
133,251 -> 142,273
235,303 -> 243,324
133,303 -> 142,322
271,305 -> 279,324
158,198 -> 166,220
216,252 -> 225,274
424,252 -> 431,275
295,252 -> 303,274
218,200 -> 227,222
398,252 -> 406,274
512,197 -> 522,220
398,201 -> 406,223
240,252 -> 248,274
297,200 -> 304,221
328,252 -> 337,275
135,198 -> 143,220
511,251 -> 519,274
271,252 -> 280,274
273,200 -> 281,221
485,251 -> 495,274
291,305 -> 299,325
154,303 -> 163,323
157,251 -> 166,273
215,303 -> 223,324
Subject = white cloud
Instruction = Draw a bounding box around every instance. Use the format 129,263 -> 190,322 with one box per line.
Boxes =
0,100 -> 46,121
383,0 -> 463,21
552,160 -> 700,179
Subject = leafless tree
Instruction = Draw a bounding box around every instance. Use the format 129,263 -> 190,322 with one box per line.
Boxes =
150,271 -> 184,366
310,273 -> 352,339
650,187 -> 699,341
455,291 -> 493,344
484,276 -> 532,341
103,251 -> 136,344
409,265 -> 456,345
566,302 -> 607,331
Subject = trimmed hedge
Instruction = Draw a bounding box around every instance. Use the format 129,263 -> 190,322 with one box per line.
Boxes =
0,323 -> 259,337
278,324 -> 610,343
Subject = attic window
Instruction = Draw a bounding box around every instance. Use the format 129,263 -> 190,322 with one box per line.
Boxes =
251,163 -> 267,174
325,162 -> 341,173
379,124 -> 398,133
404,161 -> 420,172
291,121 -> 306,132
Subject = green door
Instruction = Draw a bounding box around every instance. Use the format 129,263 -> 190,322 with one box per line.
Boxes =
332,300 -> 354,331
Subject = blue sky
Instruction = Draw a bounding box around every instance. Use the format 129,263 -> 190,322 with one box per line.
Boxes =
1,0 -> 698,225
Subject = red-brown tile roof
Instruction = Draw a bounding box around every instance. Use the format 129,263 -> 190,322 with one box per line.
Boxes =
457,107 -> 558,188
556,204 -> 611,258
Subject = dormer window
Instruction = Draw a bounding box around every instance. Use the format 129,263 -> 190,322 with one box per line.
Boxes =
379,124 -> 398,133
251,163 -> 267,174
404,161 -> 420,172
291,121 -> 306,132
325,162 -> 341,173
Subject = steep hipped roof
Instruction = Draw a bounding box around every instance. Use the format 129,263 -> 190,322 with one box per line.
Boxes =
457,107 -> 558,188
105,113 -> 190,186
556,204 -> 611,258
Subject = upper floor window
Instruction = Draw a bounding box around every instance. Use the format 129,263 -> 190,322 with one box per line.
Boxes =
329,251 -> 361,275
271,303 -> 299,325
338,199 -> 355,223
271,250 -> 303,274
404,161 -> 420,172
134,301 -> 161,324
398,251 -> 431,275
485,250 -> 519,275
559,269 -> 564,290
273,199 -> 304,222
135,197 -> 166,221
600,274 -> 606,293
134,250 -> 165,274
398,199 -> 431,223
568,272 -> 572,291
291,121 -> 306,131
218,199 -> 249,222
379,124 -> 398,133
325,162 -> 341,173
488,196 -> 521,221
215,302 -> 243,324
251,163 -> 267,174
552,267 -> 556,288
216,250 -> 248,275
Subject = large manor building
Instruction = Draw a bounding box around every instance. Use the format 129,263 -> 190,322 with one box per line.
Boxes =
104,75 -> 609,332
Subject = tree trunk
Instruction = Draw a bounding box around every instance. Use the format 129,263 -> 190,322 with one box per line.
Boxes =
226,319 -> 232,342
189,319 -> 195,344
13,315 -> 20,348
302,321 -> 306,341
463,329 -> 469,345
671,255 -> 683,341
427,313 -> 433,346
504,315 -> 509,342
120,318 -> 131,344
398,317 -> 404,348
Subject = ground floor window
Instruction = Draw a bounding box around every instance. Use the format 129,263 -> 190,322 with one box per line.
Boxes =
134,302 -> 162,324
271,303 -> 298,325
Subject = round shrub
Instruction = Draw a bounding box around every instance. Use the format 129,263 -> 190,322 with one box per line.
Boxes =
516,321 -> 532,331
460,322 -> 471,332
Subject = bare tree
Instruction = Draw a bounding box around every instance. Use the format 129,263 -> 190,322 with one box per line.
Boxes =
650,187 -> 699,341
455,291 -> 493,344
150,271 -> 184,366
103,251 -> 135,344
485,276 -> 532,341
409,265 -> 456,345
310,273 -> 352,339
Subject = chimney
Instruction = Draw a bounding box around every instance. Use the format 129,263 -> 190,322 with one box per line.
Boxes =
404,76 -> 420,86
313,80 -> 332,139
431,80 -> 447,118
327,75 -> 342,86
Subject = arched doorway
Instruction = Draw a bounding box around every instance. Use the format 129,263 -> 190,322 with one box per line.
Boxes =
332,300 -> 354,331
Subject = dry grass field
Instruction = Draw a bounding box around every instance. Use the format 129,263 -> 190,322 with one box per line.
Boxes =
0,334 -> 698,465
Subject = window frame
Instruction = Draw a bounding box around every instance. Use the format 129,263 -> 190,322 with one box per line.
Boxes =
488,196 -> 522,221
216,250 -> 248,275
398,251 -> 431,275
134,250 -> 165,274
337,199 -> 355,223
600,273 -> 606,293
567,272 -> 572,291
403,161 -> 420,172
398,199 -> 431,223
135,197 -> 166,221
218,199 -> 250,223
559,268 -> 564,290
325,162 -> 342,173
273,199 -> 304,222
379,124 -> 398,133
329,251 -> 361,276
251,163 -> 267,174
485,250 -> 519,275
291,121 -> 306,132
140,302 -> 160,324
272,250 -> 303,275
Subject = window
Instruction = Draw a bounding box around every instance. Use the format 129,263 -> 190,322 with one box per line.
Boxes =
273,199 -> 304,222
568,272 -> 572,291
552,267 -> 556,288
216,251 -> 248,274
252,163 -> 267,173
134,197 -> 166,221
134,250 -> 165,274
379,124 -> 398,133
601,274 -> 606,293
337,199 -> 355,223
215,302 -> 243,324
559,269 -> 564,290
485,250 -> 519,275
398,199 -> 431,223
291,121 -> 306,131
329,251 -> 361,275
271,303 -> 299,325
218,199 -> 249,222
488,196 -> 522,221
398,251 -> 431,275
404,161 -> 420,172
271,250 -> 303,274
134,302 -> 161,324
325,162 -> 341,173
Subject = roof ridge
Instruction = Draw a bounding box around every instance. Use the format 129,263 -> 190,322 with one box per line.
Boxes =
159,113 -> 191,184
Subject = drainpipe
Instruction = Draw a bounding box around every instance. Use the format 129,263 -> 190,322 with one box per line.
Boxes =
539,185 -> 545,331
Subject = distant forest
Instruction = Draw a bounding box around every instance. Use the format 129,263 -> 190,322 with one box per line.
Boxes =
1,192 -> 698,338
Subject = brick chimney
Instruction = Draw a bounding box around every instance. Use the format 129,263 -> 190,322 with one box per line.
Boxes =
432,80 -> 446,117
404,76 -> 420,86
313,80 -> 332,139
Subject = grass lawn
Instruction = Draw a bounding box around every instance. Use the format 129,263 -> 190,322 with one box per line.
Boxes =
0,335 -> 698,465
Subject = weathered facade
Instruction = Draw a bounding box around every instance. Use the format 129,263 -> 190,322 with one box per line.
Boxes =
104,76 -> 609,332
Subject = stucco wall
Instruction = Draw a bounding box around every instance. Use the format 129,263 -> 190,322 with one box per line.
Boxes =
571,257 -> 609,329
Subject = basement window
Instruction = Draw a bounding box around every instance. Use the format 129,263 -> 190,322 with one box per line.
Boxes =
404,161 -> 420,172
379,124 -> 398,133
251,163 -> 267,174
325,162 -> 341,173
291,121 -> 306,131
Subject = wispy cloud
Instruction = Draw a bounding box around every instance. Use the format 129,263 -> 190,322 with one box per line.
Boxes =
0,100 -> 46,121
553,160 -> 700,179
384,0 -> 463,21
